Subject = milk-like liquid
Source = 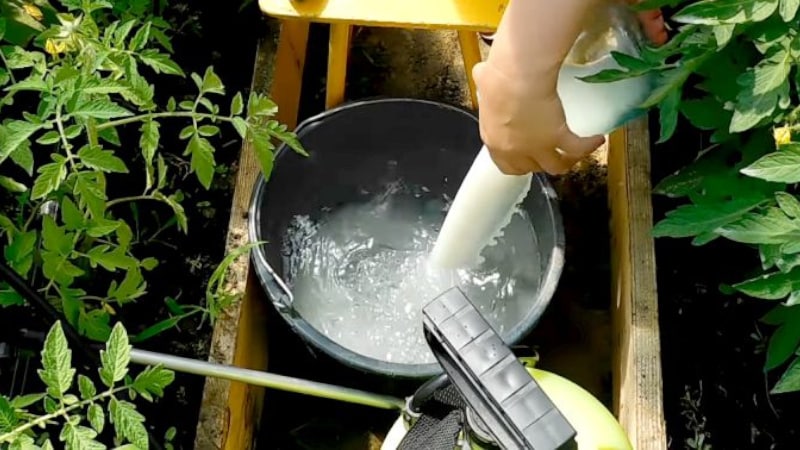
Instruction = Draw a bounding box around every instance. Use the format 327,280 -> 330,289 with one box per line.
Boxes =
282,181 -> 541,365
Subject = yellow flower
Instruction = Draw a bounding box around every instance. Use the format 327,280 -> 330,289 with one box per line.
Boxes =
22,3 -> 43,22
774,126 -> 792,146
44,38 -> 66,56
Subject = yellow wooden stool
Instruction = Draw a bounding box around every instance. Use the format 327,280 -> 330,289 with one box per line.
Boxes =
259,0 -> 506,128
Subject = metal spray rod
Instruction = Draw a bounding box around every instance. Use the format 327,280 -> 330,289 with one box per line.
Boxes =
0,260 -> 405,413
128,348 -> 406,410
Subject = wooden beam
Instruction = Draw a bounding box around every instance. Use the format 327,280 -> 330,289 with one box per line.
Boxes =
607,117 -> 666,450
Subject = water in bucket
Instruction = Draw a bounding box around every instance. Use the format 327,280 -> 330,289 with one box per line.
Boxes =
282,180 -> 542,364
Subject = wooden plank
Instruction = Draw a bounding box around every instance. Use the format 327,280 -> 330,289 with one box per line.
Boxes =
258,0 -> 505,31
194,16 -> 309,450
607,117 -> 667,450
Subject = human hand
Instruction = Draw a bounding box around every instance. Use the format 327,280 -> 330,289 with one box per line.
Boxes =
475,1 -> 668,175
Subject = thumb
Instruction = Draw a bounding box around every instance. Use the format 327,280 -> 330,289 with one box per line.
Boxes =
557,129 -> 605,159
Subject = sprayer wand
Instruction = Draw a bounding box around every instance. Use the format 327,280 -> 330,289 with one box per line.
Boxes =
0,260 -> 405,414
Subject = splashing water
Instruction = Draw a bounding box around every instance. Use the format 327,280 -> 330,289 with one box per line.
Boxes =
282,181 -> 542,365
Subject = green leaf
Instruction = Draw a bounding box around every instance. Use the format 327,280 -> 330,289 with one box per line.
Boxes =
741,144 -> 800,183
154,192 -> 187,233
31,156 -> 68,200
251,128 -> 275,181
141,258 -> 158,271
652,198 -> 765,238
0,396 -> 18,433
74,171 -> 107,218
247,93 -> 278,117
61,423 -> 105,450
99,322 -> 131,388
10,393 -> 44,409
772,355 -> 800,393
88,403 -> 105,434
37,322 -> 75,399
187,135 -> 216,189
132,365 -> 175,401
673,0 -> 780,25
5,230 -> 37,276
779,0 -> 800,20
765,307 -> 800,370
657,88 -> 681,143
129,22 -> 151,51
232,117 -> 248,138
776,192 -> 800,218
9,143 -> 34,176
200,66 -> 225,94
79,310 -> 112,342
78,374 -> 96,400
72,100 -> 133,120
87,246 -> 136,271
36,130 -> 61,145
0,175 -> 26,193
231,92 -> 244,116
140,120 -> 159,167
198,125 -> 219,137
61,197 -> 85,231
718,207 -> 800,244
730,71 -> 786,133
139,49 -> 184,76
753,51 -> 792,95
733,267 -> 800,300
0,120 -> 41,161
77,145 -> 129,173
109,398 -> 148,449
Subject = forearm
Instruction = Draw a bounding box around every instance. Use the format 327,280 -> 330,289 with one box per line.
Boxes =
486,0 -> 603,87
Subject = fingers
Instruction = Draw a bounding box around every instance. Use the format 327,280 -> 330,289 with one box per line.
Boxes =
637,9 -> 668,46
558,129 -> 606,159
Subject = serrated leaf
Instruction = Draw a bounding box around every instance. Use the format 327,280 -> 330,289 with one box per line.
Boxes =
742,144 -> 800,182
88,404 -> 105,434
74,171 -> 107,218
673,0 -> 780,25
78,374 -> 96,400
132,365 -> 175,401
139,50 -> 184,76
78,309 -> 112,342
765,307 -> 800,370
733,267 -> 800,300
0,396 -> 18,433
109,398 -> 148,449
77,146 -> 128,173
129,22 -> 151,51
5,230 -> 37,276
200,66 -> 224,94
10,393 -> 44,409
72,100 -> 133,120
99,323 -> 130,387
61,422 -> 105,450
154,192 -> 186,233
718,207 -> 800,244
187,135 -> 215,189
87,246 -> 136,272
0,120 -> 41,160
753,52 -> 792,95
652,198 -> 765,238
251,128 -> 275,181
657,88 -> 681,143
198,125 -> 219,137
140,121 -> 159,167
247,93 -> 278,117
37,322 -> 75,399
31,156 -> 68,200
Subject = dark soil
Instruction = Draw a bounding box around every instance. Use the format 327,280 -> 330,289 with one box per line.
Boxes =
1,1 -> 265,449
652,118 -> 800,450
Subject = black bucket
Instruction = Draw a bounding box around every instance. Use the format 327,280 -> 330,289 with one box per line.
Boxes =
248,98 -> 565,380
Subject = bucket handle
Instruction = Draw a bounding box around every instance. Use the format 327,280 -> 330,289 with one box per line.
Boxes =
256,252 -> 295,312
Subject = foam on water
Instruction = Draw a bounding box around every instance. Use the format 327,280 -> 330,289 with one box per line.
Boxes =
282,181 -> 542,365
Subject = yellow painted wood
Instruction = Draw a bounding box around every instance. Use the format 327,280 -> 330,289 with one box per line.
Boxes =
259,0 -> 506,31
271,20 -> 310,127
326,23 -> 351,109
457,30 -> 481,108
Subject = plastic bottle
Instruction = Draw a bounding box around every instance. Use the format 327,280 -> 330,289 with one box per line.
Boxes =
429,2 -> 654,269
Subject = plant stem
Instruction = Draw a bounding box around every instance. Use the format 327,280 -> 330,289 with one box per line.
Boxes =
106,195 -> 158,208
0,387 -> 127,442
55,107 -> 77,171
0,53 -> 16,84
95,111 -> 235,131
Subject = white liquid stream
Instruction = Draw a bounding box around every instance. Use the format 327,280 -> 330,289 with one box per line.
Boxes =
430,22 -> 652,269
